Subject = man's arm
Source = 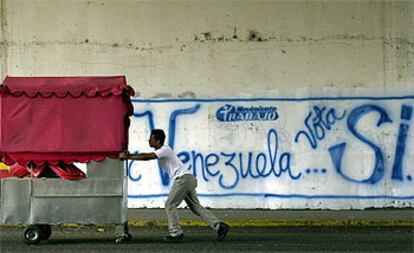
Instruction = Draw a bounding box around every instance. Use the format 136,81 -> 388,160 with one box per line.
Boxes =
119,151 -> 157,161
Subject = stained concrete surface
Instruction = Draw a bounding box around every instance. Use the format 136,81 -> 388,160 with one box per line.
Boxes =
0,226 -> 412,253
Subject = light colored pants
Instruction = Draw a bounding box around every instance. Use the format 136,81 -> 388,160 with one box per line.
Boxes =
166,174 -> 221,236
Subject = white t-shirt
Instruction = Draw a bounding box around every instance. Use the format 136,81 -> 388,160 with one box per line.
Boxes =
154,145 -> 192,180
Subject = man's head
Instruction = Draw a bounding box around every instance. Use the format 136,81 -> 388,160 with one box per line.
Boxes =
149,129 -> 165,148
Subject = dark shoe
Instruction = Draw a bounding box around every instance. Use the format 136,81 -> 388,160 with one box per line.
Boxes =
217,222 -> 230,241
115,233 -> 132,244
163,233 -> 184,243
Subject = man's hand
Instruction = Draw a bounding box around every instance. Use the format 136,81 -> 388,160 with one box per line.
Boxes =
119,150 -> 131,159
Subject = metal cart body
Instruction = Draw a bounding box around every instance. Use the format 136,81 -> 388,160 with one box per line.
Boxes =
1,158 -> 127,225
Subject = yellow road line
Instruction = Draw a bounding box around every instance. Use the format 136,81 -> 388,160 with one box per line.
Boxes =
128,219 -> 414,227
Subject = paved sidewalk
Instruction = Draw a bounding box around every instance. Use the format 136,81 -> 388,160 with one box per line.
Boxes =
127,208 -> 414,227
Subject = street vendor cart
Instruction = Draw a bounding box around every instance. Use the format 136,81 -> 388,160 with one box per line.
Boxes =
0,76 -> 134,244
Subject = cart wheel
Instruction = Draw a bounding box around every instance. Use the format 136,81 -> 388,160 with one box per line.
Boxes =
40,225 -> 52,240
22,225 -> 44,245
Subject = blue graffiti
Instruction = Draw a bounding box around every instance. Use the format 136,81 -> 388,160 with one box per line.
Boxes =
392,104 -> 413,181
127,151 -> 141,182
127,111 -> 155,183
216,104 -> 279,122
128,193 -> 414,200
129,100 -> 414,192
165,104 -> 202,185
295,106 -> 346,149
129,104 -> 201,186
329,104 -> 393,184
128,128 -> 302,189
177,128 -> 301,189
305,168 -> 327,174
168,104 -> 201,148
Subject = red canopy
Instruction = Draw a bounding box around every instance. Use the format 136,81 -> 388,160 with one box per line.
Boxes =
0,76 -> 135,166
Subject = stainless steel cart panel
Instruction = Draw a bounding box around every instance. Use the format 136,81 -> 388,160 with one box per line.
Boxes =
0,158 -> 130,243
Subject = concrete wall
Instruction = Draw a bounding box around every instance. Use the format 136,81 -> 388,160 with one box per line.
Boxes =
1,0 -> 413,97
0,0 -> 413,209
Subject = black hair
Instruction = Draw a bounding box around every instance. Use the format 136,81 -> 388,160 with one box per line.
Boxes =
151,129 -> 166,145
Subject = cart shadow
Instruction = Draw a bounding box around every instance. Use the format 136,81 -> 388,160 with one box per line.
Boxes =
43,237 -> 220,245
41,238 -> 131,245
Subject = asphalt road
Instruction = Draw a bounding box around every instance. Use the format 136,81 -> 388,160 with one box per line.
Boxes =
0,226 -> 413,253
